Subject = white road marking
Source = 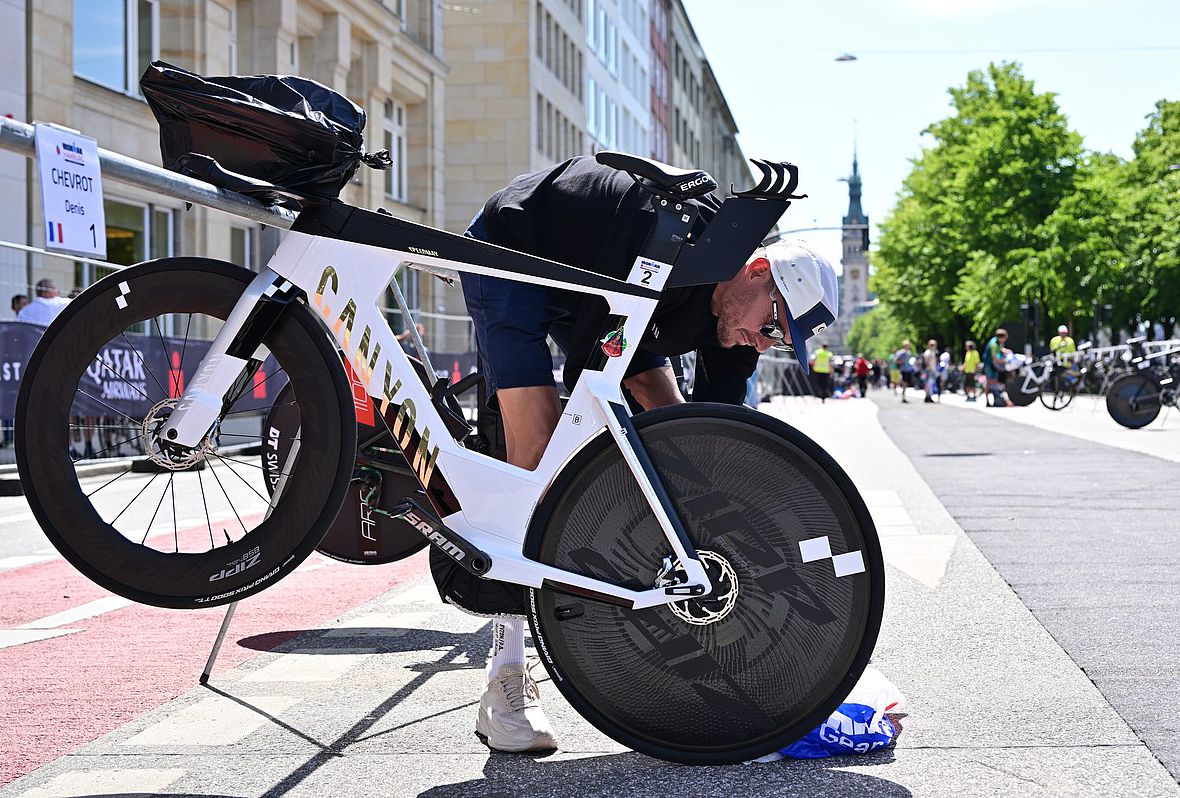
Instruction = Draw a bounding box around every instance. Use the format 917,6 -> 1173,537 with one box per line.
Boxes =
880,535 -> 958,589
16,596 -> 133,629
240,649 -> 376,682
18,768 -> 185,798
121,696 -> 298,746
0,629 -> 79,650
0,554 -> 57,571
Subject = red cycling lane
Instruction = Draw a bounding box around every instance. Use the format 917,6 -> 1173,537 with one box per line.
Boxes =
0,548 -> 430,787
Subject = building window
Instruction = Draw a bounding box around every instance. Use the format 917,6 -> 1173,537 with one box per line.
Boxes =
384,99 -> 407,203
227,6 -> 238,73
73,0 -> 159,96
537,92 -> 545,152
586,77 -> 597,136
230,227 -> 254,272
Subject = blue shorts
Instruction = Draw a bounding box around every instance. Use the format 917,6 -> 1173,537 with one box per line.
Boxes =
462,213 -> 666,398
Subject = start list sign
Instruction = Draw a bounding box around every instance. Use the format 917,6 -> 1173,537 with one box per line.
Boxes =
34,122 -> 107,259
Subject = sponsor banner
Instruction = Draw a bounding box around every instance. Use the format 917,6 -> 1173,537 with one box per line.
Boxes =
1,322 -> 489,419
0,321 -> 284,418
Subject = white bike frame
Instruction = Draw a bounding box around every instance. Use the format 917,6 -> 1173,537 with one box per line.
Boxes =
157,228 -> 712,610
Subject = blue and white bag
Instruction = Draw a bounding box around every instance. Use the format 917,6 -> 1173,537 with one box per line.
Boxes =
751,667 -> 906,762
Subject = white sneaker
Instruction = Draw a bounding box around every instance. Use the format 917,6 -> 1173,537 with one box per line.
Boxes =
475,660 -> 557,753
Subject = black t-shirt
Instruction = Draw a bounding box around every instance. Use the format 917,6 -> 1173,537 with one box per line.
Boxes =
477,156 -> 759,405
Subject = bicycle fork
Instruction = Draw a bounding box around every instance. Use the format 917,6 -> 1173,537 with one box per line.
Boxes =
159,268 -> 297,449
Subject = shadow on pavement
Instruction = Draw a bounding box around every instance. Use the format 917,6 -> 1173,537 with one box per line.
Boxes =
235,625 -> 491,661
418,750 -> 910,798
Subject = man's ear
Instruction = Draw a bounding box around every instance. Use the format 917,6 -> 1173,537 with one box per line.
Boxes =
746,256 -> 771,280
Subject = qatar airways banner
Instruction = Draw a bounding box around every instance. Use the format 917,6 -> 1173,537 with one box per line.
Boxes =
0,321 -> 284,419
0,321 -> 485,419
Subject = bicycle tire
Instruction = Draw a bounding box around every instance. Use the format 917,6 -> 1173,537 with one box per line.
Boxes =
15,258 -> 356,608
1038,373 -> 1075,411
264,380 -> 427,565
1106,372 -> 1161,429
525,403 -> 884,765
1007,370 -> 1039,406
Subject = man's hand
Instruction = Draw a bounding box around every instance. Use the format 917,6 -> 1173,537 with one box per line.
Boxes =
624,366 -> 685,410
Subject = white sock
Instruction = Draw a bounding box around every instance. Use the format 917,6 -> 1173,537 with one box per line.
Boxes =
488,618 -> 525,680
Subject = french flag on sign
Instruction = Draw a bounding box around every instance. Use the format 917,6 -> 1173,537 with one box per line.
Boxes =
47,222 -> 63,243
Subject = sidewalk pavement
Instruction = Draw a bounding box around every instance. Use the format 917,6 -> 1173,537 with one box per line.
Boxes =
2,397 -> 1177,797
934,389 -> 1180,464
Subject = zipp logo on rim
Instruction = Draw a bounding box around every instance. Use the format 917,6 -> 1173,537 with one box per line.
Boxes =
209,546 -> 262,582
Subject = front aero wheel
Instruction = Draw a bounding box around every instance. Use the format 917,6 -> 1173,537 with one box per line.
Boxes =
15,258 -> 356,608
525,404 -> 884,764
1106,373 -> 1161,429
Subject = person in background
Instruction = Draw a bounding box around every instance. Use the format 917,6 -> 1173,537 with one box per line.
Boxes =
854,352 -> 870,397
17,279 -> 70,326
811,343 -> 833,402
894,340 -> 915,403
962,340 -> 980,402
922,339 -> 939,404
10,294 -> 29,318
937,348 -> 950,399
983,328 -> 1014,407
1049,323 -> 1076,361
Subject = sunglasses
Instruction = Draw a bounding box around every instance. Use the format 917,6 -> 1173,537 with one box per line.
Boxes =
759,297 -> 794,352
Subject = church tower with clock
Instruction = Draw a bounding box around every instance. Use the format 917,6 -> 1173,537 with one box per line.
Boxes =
812,151 -> 870,353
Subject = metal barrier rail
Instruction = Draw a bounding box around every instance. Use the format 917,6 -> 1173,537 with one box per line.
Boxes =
0,116 -> 460,283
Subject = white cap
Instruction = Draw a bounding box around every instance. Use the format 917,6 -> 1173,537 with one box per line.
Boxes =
764,240 -> 839,374
1057,324 -> 1069,334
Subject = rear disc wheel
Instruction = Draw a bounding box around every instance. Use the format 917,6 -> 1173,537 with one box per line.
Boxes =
525,403 -> 884,764
1106,373 -> 1161,429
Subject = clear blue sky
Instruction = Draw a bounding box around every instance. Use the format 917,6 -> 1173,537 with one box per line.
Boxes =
681,0 -> 1180,274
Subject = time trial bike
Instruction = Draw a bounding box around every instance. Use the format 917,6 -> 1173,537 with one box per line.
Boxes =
16,150 -> 883,765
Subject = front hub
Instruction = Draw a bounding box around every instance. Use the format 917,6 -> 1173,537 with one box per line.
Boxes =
142,398 -> 215,470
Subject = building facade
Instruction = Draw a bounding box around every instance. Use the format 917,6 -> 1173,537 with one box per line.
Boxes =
1,0 -> 447,342
442,0 -> 742,230
663,1 -> 746,192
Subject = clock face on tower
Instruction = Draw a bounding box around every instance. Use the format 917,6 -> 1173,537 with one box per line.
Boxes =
850,269 -> 859,279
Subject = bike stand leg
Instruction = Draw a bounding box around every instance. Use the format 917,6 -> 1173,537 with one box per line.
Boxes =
200,601 -> 239,685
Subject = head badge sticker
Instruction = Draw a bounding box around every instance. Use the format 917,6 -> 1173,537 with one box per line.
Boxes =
600,323 -> 628,358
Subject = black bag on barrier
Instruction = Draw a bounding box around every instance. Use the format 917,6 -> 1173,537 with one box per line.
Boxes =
140,61 -> 390,208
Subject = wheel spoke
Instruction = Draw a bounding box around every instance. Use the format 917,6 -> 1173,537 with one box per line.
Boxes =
142,473 -> 174,545
226,366 -> 287,411
85,466 -> 135,499
171,471 -> 179,553
121,332 -> 169,400
205,455 -> 247,540
223,399 -> 296,416
110,471 -> 161,526
209,452 -> 269,504
174,313 -> 193,398
89,354 -> 152,402
72,433 -> 145,463
75,389 -> 142,426
197,466 -> 215,549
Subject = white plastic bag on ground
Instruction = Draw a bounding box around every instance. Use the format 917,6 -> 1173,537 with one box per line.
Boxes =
750,666 -> 906,762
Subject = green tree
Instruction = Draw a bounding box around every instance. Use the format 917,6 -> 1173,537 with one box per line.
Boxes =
846,304 -> 917,361
953,152 -> 1130,340
873,63 -> 1083,346
1122,100 -> 1180,337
